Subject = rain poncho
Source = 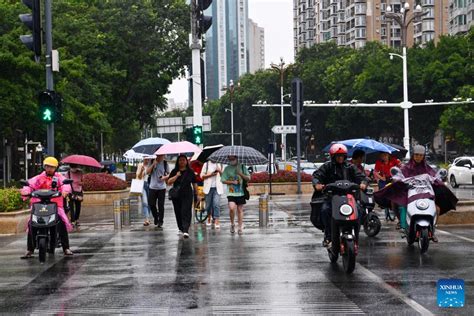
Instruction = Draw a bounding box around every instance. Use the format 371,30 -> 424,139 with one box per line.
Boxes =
21,171 -> 73,232
375,158 -> 458,215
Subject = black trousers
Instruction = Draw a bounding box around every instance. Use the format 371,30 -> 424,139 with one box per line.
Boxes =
70,199 -> 82,222
172,193 -> 193,233
148,188 -> 166,224
27,219 -> 70,252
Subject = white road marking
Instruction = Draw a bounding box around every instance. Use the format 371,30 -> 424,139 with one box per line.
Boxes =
357,264 -> 434,316
436,229 -> 474,243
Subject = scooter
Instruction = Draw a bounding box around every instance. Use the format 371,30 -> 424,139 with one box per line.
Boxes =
359,188 -> 382,237
325,180 -> 361,274
390,167 -> 446,254
21,178 -> 73,263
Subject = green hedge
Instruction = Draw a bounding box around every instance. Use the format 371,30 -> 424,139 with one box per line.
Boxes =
0,188 -> 27,212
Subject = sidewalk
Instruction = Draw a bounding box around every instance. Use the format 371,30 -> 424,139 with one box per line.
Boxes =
77,193 -> 474,232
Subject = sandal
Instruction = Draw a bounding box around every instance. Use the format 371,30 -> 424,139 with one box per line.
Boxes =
20,251 -> 33,259
143,221 -> 150,226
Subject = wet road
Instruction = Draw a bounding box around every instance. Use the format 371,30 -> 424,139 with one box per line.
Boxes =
449,185 -> 474,200
0,195 -> 472,315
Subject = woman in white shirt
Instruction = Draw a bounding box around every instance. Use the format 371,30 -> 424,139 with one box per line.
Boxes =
200,161 -> 223,228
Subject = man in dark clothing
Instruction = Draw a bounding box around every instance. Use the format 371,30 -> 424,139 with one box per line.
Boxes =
312,144 -> 368,247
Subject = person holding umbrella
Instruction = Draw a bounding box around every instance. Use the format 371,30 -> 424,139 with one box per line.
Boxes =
146,155 -> 169,227
201,160 -> 223,228
221,156 -> 250,235
65,164 -> 84,227
167,154 -> 198,238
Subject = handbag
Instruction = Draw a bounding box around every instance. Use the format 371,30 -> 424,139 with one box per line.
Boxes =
241,164 -> 250,200
168,185 -> 181,200
130,179 -> 144,195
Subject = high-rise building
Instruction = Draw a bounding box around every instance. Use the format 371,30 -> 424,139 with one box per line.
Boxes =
205,0 -> 250,100
294,0 -> 449,55
448,0 -> 474,35
248,19 -> 265,74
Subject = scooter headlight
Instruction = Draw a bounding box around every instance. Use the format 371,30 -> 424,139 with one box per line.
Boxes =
47,214 -> 56,224
415,200 -> 429,210
340,204 -> 353,216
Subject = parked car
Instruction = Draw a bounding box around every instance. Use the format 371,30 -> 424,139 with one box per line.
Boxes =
448,156 -> 474,187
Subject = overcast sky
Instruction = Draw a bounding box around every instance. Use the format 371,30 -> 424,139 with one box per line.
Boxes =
165,0 -> 294,103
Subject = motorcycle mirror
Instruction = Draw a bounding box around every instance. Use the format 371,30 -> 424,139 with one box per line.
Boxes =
436,168 -> 448,179
20,180 -> 29,187
390,167 -> 401,176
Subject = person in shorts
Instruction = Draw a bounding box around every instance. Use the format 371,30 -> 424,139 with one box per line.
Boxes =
221,155 -> 250,235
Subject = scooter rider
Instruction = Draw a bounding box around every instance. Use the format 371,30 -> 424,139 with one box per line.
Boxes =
21,157 -> 74,259
312,144 -> 368,247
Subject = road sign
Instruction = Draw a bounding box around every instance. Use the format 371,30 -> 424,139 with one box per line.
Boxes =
272,125 -> 296,134
185,116 -> 211,131
156,117 -> 183,133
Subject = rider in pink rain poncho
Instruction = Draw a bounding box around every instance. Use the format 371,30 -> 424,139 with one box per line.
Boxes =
20,157 -> 74,259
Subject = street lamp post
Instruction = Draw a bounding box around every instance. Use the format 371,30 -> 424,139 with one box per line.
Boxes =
385,2 -> 426,158
271,58 -> 289,161
223,80 -> 238,146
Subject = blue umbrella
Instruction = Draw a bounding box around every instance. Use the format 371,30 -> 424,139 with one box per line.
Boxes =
131,137 -> 171,155
323,138 -> 399,155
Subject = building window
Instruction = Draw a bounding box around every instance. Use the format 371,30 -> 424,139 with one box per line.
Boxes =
355,28 -> 366,38
355,16 -> 366,26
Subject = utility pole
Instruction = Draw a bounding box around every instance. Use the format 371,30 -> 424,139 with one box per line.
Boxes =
191,0 -> 212,147
45,0 -> 54,156
271,58 -> 289,161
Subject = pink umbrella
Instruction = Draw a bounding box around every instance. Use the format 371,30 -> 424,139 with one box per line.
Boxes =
62,155 -> 102,168
154,141 -> 202,156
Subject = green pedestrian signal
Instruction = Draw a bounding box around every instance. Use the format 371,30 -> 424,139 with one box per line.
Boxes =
192,125 -> 203,145
42,108 -> 53,122
38,90 -> 60,123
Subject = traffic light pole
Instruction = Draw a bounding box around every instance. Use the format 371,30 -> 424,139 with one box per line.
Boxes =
191,0 -> 203,147
45,0 -> 54,156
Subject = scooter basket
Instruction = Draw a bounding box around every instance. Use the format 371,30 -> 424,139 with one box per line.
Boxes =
310,197 -> 325,231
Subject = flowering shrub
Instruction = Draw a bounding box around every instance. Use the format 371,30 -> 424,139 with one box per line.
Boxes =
83,173 -> 128,191
250,170 -> 312,183
0,188 -> 27,212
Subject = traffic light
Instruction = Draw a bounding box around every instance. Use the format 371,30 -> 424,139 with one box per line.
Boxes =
291,78 -> 304,117
192,125 -> 203,145
38,90 -> 59,123
19,0 -> 41,59
185,127 -> 193,143
194,0 -> 213,38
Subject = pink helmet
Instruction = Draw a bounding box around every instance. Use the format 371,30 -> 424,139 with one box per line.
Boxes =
329,143 -> 348,156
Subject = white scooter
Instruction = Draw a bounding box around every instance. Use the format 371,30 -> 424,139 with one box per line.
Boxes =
390,167 -> 447,254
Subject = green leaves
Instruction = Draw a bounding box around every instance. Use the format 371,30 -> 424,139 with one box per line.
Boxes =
205,31 -> 473,154
1,0 -> 190,156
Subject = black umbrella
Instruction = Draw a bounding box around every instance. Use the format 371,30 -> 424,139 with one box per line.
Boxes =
191,144 -> 224,163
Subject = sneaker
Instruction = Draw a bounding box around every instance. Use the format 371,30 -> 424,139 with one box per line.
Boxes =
154,218 -> 158,225
157,222 -> 163,228
183,232 -> 190,239
214,219 -> 220,229
238,226 -> 243,235
230,224 -> 235,234
322,239 -> 331,248
177,230 -> 183,235
431,234 -> 439,243
206,217 -> 212,226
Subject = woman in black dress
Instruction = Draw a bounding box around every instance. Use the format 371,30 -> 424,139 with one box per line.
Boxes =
167,154 -> 197,238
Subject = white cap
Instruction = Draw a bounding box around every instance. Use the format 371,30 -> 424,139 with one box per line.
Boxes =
413,145 -> 425,155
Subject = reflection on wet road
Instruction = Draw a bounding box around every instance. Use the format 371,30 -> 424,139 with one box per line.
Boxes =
0,195 -> 472,314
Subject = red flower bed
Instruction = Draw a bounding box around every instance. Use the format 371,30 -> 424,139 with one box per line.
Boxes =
83,173 -> 128,191
250,170 -> 312,183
